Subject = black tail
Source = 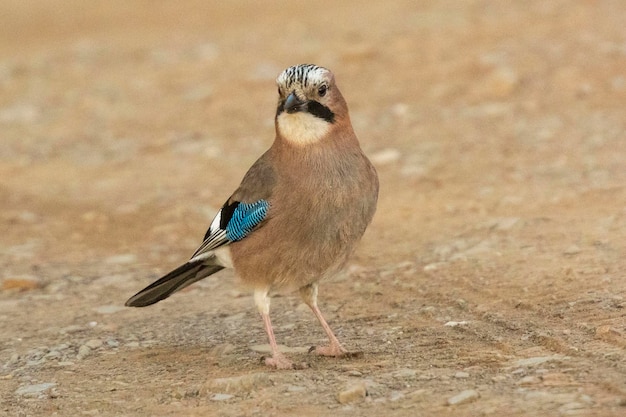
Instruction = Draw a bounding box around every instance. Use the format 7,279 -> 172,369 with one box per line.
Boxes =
125,260 -> 225,307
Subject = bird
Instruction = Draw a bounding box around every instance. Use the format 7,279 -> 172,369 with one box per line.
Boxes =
125,64 -> 379,369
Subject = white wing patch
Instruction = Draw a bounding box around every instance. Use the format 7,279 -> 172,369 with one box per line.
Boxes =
190,210 -> 228,260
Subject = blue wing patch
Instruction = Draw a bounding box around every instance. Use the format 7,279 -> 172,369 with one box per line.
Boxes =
225,200 -> 269,241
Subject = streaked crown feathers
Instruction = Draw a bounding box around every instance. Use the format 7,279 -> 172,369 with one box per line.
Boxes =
276,64 -> 331,91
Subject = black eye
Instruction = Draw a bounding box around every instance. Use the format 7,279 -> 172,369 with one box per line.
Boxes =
318,84 -> 327,97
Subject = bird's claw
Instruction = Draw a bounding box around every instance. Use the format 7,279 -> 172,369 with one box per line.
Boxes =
308,345 -> 363,358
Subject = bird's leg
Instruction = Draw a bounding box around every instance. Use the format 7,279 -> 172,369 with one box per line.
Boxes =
260,312 -> 295,369
254,289 -> 293,369
300,283 -> 348,357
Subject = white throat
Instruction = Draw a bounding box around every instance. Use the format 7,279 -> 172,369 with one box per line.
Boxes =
277,112 -> 331,145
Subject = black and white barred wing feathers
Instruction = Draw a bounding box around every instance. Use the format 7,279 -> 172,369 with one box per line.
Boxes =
125,199 -> 269,307
190,199 -> 270,260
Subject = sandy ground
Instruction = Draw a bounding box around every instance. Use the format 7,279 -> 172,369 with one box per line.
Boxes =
1,1 -> 626,416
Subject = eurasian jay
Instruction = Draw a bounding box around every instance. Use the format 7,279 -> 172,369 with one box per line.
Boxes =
126,64 -> 379,369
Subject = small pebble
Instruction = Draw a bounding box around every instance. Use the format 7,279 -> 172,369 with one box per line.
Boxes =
45,350 -> 61,360
407,389 -> 428,400
93,305 -> 125,315
1,276 -> 42,292
337,382 -> 367,404
389,391 -> 405,401
204,372 -> 270,395
447,389 -> 480,406
423,262 -> 445,272
85,339 -> 103,349
53,343 -> 70,351
513,355 -> 568,367
286,385 -> 306,393
563,245 -> 581,255
5,353 -> 20,366
558,401 -> 588,414
540,372 -> 572,386
59,325 -> 84,334
518,376 -> 540,386
444,321 -> 469,327
595,324 -> 619,337
210,393 -> 234,401
77,345 -> 91,359
454,371 -> 469,379
208,343 -> 235,357
493,217 -> 520,231
15,383 -> 56,398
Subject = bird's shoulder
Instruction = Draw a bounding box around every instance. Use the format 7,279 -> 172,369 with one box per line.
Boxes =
191,150 -> 277,259
230,149 -> 278,203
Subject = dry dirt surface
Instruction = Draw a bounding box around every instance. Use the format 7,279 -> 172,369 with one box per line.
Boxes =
1,1 -> 626,416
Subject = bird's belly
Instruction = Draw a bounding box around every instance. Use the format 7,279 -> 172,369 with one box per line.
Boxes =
229,211 -> 360,293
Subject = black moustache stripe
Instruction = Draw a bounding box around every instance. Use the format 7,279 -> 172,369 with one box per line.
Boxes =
276,100 -> 335,123
307,101 -> 335,123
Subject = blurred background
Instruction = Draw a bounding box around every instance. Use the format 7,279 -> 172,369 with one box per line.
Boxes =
1,1 -> 625,415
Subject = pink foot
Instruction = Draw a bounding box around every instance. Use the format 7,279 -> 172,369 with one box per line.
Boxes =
309,344 -> 346,357
308,344 -> 363,358
265,353 -> 307,369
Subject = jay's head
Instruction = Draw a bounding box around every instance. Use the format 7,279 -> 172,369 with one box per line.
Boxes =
275,64 -> 349,146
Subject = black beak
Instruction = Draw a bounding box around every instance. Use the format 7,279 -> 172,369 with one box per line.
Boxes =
284,92 -> 306,114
